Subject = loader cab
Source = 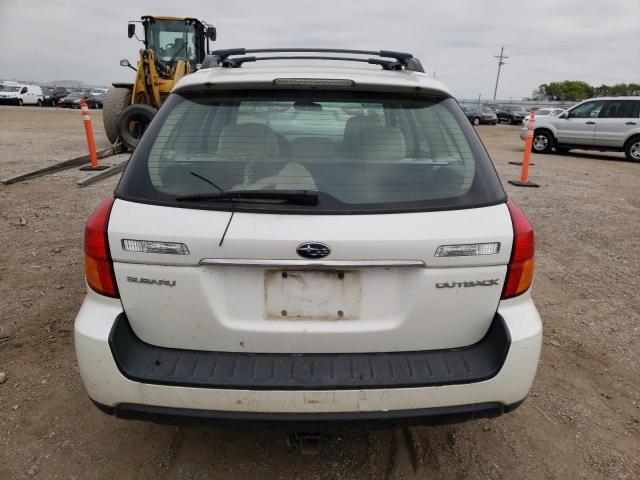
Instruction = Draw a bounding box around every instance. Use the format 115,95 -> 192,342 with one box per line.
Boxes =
139,16 -> 208,71
104,15 -> 216,149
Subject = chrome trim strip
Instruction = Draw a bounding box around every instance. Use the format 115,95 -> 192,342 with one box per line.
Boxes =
199,259 -> 426,268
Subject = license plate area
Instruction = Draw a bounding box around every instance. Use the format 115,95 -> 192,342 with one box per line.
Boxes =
264,270 -> 361,321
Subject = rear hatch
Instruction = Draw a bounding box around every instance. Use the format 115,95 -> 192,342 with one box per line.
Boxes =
108,200 -> 512,353
109,87 -> 510,354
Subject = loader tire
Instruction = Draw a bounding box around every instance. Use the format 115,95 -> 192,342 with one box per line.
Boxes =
116,104 -> 156,151
102,87 -> 132,146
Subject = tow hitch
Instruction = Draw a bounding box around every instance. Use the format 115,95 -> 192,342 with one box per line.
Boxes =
287,432 -> 329,455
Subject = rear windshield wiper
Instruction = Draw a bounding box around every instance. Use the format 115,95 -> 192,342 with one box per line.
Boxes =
175,189 -> 319,206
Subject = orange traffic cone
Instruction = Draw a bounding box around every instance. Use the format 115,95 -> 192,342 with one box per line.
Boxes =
79,96 -> 109,171
509,111 -> 539,188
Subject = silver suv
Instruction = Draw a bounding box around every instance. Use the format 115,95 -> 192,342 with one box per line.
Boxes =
522,97 -> 640,161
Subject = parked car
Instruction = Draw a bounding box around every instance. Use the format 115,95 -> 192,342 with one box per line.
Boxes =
0,84 -> 44,106
59,91 -> 101,109
49,87 -> 70,106
89,91 -> 105,108
482,103 -> 499,112
75,48 -> 542,427
461,104 -> 498,125
41,87 -> 59,106
90,87 -> 109,97
522,97 -> 640,161
496,105 -> 528,124
522,107 -> 565,127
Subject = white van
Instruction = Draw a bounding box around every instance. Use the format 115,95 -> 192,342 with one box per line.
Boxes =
0,84 -> 44,106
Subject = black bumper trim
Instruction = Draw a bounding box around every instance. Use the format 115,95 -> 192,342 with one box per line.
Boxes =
109,313 -> 510,390
93,399 -> 524,429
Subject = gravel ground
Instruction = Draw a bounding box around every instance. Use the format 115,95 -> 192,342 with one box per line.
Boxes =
0,105 -> 638,479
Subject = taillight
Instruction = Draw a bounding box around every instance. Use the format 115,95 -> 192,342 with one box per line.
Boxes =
84,196 -> 118,298
502,200 -> 535,299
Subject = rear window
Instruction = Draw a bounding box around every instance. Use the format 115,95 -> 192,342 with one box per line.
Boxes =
117,90 -> 505,214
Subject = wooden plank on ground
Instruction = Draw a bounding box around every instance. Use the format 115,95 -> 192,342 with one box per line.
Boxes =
76,159 -> 129,187
1,144 -> 123,185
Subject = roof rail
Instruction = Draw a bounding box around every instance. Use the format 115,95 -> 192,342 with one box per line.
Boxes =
200,48 -> 425,72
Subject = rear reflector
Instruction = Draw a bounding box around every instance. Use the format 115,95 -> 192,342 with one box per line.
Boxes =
435,242 -> 500,257
273,78 -> 355,88
122,239 -> 189,255
85,196 -> 118,298
501,200 -> 535,299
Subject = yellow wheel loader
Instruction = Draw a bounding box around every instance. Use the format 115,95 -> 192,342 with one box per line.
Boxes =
103,16 -> 216,150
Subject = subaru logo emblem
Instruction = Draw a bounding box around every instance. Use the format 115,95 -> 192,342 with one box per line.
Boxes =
296,242 -> 331,259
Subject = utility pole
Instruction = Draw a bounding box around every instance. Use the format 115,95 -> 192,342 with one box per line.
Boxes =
493,46 -> 509,101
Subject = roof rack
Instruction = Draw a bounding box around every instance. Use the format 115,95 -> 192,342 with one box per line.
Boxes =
201,48 -> 425,72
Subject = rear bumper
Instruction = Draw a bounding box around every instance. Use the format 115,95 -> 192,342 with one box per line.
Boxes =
75,290 -> 542,424
109,312 -> 510,390
93,399 -> 524,429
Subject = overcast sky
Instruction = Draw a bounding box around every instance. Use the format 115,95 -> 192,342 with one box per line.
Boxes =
1,0 -> 638,99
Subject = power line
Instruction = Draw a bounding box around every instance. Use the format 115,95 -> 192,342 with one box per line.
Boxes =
493,46 -> 509,100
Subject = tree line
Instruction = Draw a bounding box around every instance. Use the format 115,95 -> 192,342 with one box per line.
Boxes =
529,81 -> 640,102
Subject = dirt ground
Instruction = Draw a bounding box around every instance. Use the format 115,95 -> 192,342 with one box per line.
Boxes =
0,105 -> 638,480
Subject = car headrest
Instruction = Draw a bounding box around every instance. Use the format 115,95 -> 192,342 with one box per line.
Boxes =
360,126 -> 406,160
217,123 -> 279,157
343,114 -> 383,151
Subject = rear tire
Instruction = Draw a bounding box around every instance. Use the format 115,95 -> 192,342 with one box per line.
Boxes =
625,136 -> 640,162
532,130 -> 553,154
116,104 -> 156,150
472,117 -> 481,126
37,99 -> 42,107
102,87 -> 132,145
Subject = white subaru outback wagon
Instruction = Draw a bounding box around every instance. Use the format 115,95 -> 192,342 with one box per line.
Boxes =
75,48 -> 542,427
